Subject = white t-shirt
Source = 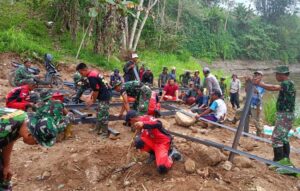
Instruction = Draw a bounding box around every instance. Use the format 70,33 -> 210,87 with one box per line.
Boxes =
209,99 -> 227,120
230,79 -> 241,93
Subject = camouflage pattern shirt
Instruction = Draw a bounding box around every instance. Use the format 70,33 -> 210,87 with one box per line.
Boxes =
0,108 -> 27,148
277,80 -> 296,112
14,66 -> 34,83
34,100 -> 65,131
120,81 -> 143,97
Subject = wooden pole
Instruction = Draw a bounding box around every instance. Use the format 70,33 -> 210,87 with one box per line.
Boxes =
229,80 -> 254,162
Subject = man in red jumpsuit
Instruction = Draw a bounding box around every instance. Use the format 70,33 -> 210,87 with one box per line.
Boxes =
125,110 -> 181,174
6,83 -> 37,111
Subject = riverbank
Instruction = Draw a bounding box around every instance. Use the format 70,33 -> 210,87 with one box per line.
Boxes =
206,59 -> 300,76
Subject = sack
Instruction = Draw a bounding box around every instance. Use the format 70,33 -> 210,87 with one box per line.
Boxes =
175,111 -> 196,127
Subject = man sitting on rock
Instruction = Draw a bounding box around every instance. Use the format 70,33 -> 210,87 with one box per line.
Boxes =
125,110 -> 181,174
190,86 -> 209,113
182,81 -> 198,105
160,78 -> 179,101
0,107 -> 59,190
195,89 -> 227,125
6,82 -> 37,111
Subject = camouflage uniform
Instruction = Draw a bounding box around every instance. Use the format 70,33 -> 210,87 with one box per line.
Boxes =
121,81 -> 152,115
0,108 -> 28,191
34,100 -> 69,134
97,101 -> 110,135
272,80 -> 296,148
14,66 -> 35,86
72,72 -> 90,103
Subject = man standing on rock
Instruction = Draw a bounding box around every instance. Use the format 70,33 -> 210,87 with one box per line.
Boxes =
76,63 -> 111,138
253,65 -> 296,174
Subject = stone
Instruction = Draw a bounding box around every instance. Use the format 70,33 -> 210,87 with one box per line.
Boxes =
241,140 -> 255,151
123,180 -> 131,187
199,129 -> 209,135
205,147 -> 225,166
41,171 -> 51,180
222,161 -> 232,171
57,184 -> 64,189
184,158 -> 196,173
175,112 -> 196,127
233,156 -> 253,168
233,167 -> 240,172
196,167 -> 209,178
256,186 -> 266,191
190,127 -> 198,133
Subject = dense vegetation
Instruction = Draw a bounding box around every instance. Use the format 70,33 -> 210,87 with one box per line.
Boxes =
0,0 -> 299,71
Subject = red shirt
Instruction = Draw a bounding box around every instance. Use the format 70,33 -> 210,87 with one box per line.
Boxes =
139,115 -> 171,144
6,85 -> 30,103
163,83 -> 179,97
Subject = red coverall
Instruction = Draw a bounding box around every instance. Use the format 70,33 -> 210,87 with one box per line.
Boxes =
147,91 -> 161,116
135,115 -> 173,172
6,85 -> 31,111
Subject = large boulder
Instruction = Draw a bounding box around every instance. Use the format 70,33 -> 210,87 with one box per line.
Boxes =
175,111 -> 196,127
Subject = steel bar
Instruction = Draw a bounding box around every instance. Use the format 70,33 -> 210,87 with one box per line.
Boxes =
163,104 -> 300,154
133,67 -> 140,81
169,130 -> 300,174
229,82 -> 254,161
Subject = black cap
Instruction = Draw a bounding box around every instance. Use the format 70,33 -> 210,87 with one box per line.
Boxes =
125,110 -> 138,123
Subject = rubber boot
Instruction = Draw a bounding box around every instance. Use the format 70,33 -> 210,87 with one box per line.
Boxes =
169,147 -> 182,161
276,158 -> 295,175
283,143 -> 290,159
146,151 -> 155,164
269,147 -> 284,170
90,122 -> 100,133
64,124 -> 73,139
99,124 -> 109,139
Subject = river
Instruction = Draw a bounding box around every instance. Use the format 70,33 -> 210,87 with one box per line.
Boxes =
263,72 -> 300,115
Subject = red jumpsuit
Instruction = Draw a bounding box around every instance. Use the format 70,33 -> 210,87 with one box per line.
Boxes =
135,115 -> 173,172
6,85 -> 31,111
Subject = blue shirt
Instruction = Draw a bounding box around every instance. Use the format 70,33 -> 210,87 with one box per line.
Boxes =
251,86 -> 265,108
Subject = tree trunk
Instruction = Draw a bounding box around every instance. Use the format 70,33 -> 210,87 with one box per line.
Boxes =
175,0 -> 183,33
133,0 -> 158,51
128,0 -> 144,50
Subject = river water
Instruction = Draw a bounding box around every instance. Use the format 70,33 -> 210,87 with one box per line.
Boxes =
263,73 -> 300,115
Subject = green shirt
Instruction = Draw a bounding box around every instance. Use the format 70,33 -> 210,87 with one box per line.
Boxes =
14,66 -> 34,84
276,80 -> 296,112
0,108 -> 27,148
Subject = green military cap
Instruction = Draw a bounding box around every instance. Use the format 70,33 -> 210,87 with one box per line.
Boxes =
275,65 -> 289,74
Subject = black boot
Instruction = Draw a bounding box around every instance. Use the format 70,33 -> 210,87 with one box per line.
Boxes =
273,147 -> 284,162
283,143 -> 290,159
169,147 -> 182,161
146,151 -> 155,164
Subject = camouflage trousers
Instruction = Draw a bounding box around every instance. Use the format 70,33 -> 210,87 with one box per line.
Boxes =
15,78 -> 49,86
135,86 -> 151,115
0,152 -> 12,191
97,101 -> 109,135
272,112 -> 294,148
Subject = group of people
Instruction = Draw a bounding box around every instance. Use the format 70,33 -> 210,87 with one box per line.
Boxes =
0,51 -> 298,190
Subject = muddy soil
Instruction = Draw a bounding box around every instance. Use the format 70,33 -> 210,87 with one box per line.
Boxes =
1,53 -> 300,191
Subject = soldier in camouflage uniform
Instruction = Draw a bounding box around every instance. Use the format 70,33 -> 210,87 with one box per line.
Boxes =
253,65 -> 297,174
72,72 -> 90,103
14,59 -> 48,87
0,108 -> 58,190
76,63 -> 111,138
34,90 -> 74,138
113,80 -> 152,117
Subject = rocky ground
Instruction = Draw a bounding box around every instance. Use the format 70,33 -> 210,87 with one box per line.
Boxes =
1,53 -> 300,191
